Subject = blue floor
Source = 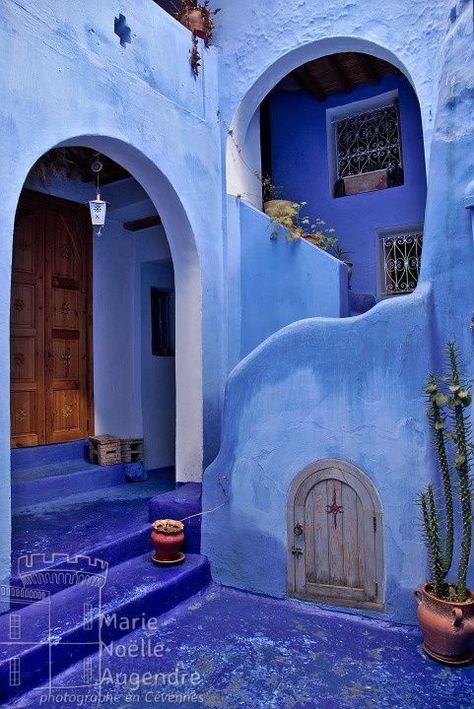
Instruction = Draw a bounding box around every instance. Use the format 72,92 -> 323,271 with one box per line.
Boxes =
10,585 -> 473,709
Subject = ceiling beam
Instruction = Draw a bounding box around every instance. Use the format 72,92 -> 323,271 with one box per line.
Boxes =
123,215 -> 162,232
326,55 -> 352,93
357,55 -> 380,85
292,67 -> 326,102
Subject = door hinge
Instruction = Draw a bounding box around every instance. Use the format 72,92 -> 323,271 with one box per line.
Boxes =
373,516 -> 377,533
375,582 -> 379,597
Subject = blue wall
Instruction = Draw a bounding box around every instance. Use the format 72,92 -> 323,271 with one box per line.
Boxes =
141,260 -> 176,471
268,74 -> 427,295
203,2 -> 474,624
238,199 -> 348,357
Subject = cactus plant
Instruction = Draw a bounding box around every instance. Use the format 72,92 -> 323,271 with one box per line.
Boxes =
419,341 -> 473,602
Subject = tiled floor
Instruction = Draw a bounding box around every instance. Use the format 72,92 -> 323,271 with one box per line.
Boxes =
11,584 -> 473,709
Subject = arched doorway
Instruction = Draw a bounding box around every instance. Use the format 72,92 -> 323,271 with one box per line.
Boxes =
287,459 -> 384,610
227,42 -> 427,315
10,139 -> 202,483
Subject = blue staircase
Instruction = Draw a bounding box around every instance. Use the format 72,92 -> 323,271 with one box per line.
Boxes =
2,443 -> 209,704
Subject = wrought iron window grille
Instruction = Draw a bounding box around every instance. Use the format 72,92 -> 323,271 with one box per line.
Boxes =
334,102 -> 403,184
380,229 -> 423,296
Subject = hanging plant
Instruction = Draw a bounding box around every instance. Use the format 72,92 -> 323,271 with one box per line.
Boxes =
175,0 -> 220,77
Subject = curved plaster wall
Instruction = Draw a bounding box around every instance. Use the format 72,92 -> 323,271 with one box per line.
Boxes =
203,2 -> 474,623
0,0 -> 224,581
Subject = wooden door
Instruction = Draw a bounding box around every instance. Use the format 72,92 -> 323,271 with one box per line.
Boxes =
10,191 -> 93,448
288,460 -> 384,610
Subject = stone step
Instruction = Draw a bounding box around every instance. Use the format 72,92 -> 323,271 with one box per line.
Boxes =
12,461 -> 125,508
11,440 -> 89,472
0,553 -> 211,703
11,473 -> 176,591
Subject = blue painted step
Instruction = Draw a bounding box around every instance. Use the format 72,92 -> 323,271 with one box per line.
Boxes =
12,461 -> 125,508
0,553 -> 211,703
12,474 -> 176,589
11,440 -> 89,471
149,483 -> 202,554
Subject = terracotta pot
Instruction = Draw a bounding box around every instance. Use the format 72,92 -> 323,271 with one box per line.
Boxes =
178,8 -> 207,40
151,520 -> 185,562
414,584 -> 474,665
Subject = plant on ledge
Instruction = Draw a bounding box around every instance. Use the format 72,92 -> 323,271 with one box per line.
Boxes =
175,0 -> 220,77
414,341 -> 474,665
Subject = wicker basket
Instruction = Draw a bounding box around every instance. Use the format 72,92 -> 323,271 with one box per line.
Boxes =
120,438 -> 144,463
89,435 -> 121,466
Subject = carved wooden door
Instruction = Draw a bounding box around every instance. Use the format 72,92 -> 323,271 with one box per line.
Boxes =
288,460 -> 384,610
10,191 -> 93,448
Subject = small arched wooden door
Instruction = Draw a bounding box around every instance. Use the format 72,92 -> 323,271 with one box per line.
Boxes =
287,460 -> 384,610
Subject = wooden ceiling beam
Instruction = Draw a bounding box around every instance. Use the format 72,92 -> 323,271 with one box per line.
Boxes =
326,55 -> 352,93
123,215 -> 162,232
292,67 -> 327,102
357,55 -> 380,85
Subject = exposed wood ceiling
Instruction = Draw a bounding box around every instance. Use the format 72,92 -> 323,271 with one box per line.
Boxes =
291,52 -> 401,102
30,148 -> 161,233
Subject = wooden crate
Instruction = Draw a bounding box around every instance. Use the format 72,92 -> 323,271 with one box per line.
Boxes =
120,438 -> 144,463
89,435 -> 121,466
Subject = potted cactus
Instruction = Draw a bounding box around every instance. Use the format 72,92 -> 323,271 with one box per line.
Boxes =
415,341 -> 474,665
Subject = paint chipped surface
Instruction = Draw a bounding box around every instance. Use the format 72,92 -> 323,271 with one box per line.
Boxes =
11,585 -> 474,708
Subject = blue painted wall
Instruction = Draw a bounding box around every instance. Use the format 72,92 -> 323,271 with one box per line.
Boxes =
269,74 -> 427,295
203,0 -> 473,625
238,198 -> 348,358
140,260 -> 176,471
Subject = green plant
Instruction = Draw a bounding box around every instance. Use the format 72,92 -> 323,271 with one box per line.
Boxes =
262,175 -> 282,202
419,341 -> 473,602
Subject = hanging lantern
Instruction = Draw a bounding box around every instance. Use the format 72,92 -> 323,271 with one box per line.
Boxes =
88,155 -> 108,236
89,193 -> 107,235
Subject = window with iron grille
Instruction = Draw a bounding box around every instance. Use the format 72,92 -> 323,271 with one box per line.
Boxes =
9,658 -> 21,687
335,103 -> 403,195
379,228 -> 423,295
9,614 -> 21,640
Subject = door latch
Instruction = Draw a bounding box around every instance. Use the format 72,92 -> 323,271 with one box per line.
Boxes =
294,523 -> 304,536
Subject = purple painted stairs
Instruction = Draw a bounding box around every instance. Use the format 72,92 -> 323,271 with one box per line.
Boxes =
2,442 -> 209,703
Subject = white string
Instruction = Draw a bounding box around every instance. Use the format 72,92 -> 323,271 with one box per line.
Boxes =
180,475 -> 228,523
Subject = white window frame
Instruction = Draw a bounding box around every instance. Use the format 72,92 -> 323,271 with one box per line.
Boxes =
376,224 -> 423,297
326,90 -> 400,196
9,657 -> 21,687
9,614 -> 21,640
83,603 -> 93,630
83,657 -> 93,685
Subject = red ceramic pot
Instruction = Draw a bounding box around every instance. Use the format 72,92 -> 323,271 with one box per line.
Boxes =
178,8 -> 207,40
151,520 -> 185,562
414,584 -> 474,665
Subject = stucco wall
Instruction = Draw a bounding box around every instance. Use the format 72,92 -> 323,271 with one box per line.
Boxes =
202,0 -> 473,623
238,199 -> 348,358
0,0 -> 224,580
140,260 -> 176,471
269,74 -> 427,295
